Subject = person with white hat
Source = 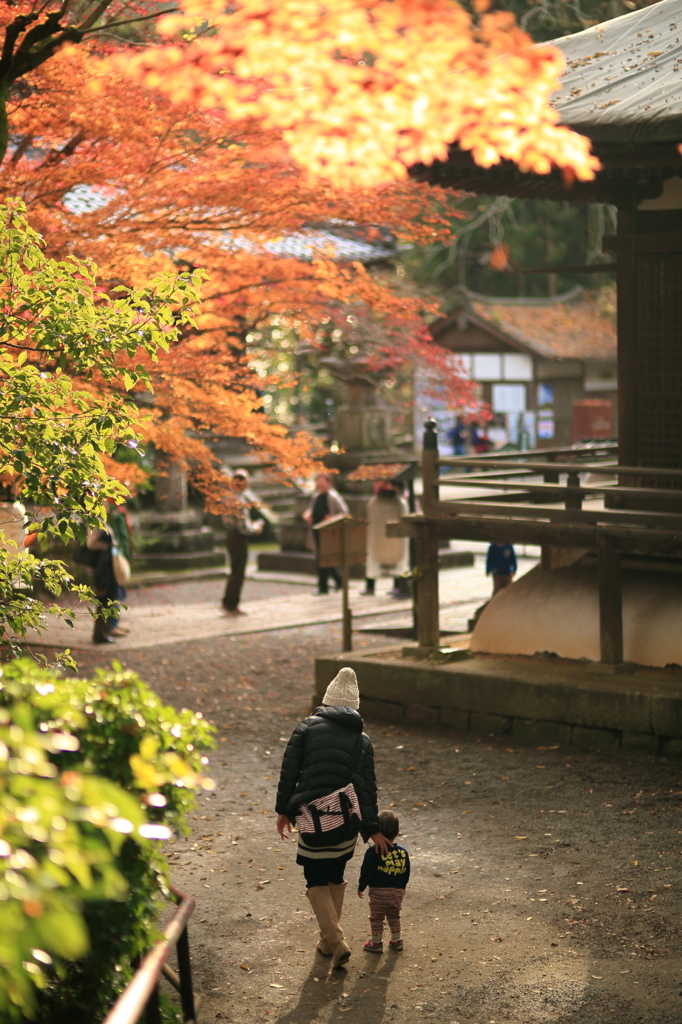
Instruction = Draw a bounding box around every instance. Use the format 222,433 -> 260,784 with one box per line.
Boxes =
275,667 -> 391,968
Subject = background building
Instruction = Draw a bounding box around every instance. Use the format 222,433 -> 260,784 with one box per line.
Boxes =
417,286 -> 616,451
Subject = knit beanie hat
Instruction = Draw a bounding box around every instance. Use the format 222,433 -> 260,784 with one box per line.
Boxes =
322,667 -> 360,710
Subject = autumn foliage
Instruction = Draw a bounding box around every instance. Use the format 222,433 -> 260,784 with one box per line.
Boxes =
3,43 -> 471,505
123,0 -> 600,188
0,0 -> 599,506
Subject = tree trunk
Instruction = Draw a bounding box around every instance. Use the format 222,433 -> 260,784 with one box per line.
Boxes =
0,85 -> 9,166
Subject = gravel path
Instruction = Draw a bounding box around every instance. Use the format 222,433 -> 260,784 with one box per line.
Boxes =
71,580 -> 682,1024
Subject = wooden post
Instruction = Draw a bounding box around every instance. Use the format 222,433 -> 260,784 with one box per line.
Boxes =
176,924 -> 196,1023
407,476 -> 417,640
415,522 -> 440,649
341,519 -> 352,652
565,471 -> 582,511
421,419 -> 439,515
598,533 -> 623,664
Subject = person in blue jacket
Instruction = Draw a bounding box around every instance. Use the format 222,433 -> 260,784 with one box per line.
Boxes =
486,542 -> 517,595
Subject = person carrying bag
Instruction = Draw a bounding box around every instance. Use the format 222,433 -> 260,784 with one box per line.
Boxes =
275,668 -> 391,969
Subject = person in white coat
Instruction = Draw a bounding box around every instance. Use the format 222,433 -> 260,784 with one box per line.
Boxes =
303,472 -> 349,594
362,483 -> 410,598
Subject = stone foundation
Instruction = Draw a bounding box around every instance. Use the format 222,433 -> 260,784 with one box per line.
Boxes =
315,648 -> 682,756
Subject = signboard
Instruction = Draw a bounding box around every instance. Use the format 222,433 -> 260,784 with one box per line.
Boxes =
313,515 -> 367,569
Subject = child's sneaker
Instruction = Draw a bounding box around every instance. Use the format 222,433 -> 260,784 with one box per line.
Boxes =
389,939 -> 403,952
363,940 -> 383,953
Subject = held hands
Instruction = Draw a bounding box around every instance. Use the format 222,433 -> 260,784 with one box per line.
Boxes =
276,814 -> 292,841
370,832 -> 393,855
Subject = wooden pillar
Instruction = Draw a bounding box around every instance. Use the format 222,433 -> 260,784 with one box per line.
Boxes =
597,534 -> 623,664
421,419 -> 439,515
341,519 -> 352,652
415,523 -> 440,649
565,471 -> 583,511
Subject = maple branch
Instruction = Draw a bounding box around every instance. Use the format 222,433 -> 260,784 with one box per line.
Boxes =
34,128 -> 85,169
9,133 -> 32,163
75,0 -> 116,33
82,8 -> 179,35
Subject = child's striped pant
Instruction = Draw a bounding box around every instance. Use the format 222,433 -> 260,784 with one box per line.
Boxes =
368,886 -> 405,935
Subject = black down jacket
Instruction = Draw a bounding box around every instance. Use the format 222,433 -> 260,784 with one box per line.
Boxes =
275,705 -> 380,841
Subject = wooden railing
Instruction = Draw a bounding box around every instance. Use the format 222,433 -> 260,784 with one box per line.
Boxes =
101,887 -> 198,1024
392,421 -> 682,664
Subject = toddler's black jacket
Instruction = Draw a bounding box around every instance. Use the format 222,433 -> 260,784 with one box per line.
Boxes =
358,843 -> 410,891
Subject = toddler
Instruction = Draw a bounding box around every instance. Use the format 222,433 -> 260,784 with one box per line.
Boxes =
358,809 -> 410,952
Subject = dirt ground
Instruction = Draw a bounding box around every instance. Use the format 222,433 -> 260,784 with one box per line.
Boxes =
73,578 -> 682,1024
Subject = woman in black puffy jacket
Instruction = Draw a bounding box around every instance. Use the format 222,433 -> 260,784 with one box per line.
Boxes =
275,667 -> 390,968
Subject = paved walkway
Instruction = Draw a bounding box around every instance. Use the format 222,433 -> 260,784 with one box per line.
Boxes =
27,557 -> 537,650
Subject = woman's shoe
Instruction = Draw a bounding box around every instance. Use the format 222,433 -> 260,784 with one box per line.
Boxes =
363,940 -> 383,953
389,938 -> 404,952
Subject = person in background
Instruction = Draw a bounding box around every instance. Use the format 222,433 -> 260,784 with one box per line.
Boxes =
105,501 -> 133,637
221,469 -> 264,615
87,500 -> 132,644
303,472 -> 349,595
362,482 -> 410,598
448,417 -> 468,457
358,809 -> 410,953
486,542 -> 517,595
471,422 -> 491,455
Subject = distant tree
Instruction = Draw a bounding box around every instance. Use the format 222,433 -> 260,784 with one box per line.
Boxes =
0,199 -> 199,656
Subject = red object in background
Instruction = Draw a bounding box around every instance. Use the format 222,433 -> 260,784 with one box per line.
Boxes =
572,399 -> 613,442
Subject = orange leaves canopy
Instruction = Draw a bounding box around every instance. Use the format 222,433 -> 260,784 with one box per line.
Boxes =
123,0 -> 600,187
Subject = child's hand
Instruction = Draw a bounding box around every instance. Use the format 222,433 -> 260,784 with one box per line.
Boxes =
357,890 -> 364,899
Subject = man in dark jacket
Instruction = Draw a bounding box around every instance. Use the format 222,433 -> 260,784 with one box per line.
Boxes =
275,667 -> 390,968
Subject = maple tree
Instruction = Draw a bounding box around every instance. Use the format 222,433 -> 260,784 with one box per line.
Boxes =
0,0 -> 602,507
2,42 -> 483,505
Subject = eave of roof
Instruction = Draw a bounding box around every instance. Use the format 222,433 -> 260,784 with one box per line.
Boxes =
551,0 -> 682,144
431,287 -> 617,362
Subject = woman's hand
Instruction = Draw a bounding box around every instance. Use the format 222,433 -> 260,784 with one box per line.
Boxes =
370,832 -> 393,855
276,814 -> 292,841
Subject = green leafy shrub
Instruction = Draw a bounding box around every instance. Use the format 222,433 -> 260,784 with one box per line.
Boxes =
0,199 -> 201,660
0,659 -> 215,1022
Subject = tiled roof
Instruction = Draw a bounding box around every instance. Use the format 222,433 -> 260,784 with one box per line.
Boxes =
469,289 -> 616,361
62,185 -> 394,264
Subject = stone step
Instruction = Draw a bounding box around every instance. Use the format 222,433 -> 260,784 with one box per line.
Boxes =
258,547 -> 474,576
256,550 -> 366,579
133,549 -> 226,572
136,526 -> 216,554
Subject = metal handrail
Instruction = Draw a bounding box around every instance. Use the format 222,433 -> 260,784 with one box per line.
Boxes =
102,886 -> 197,1024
